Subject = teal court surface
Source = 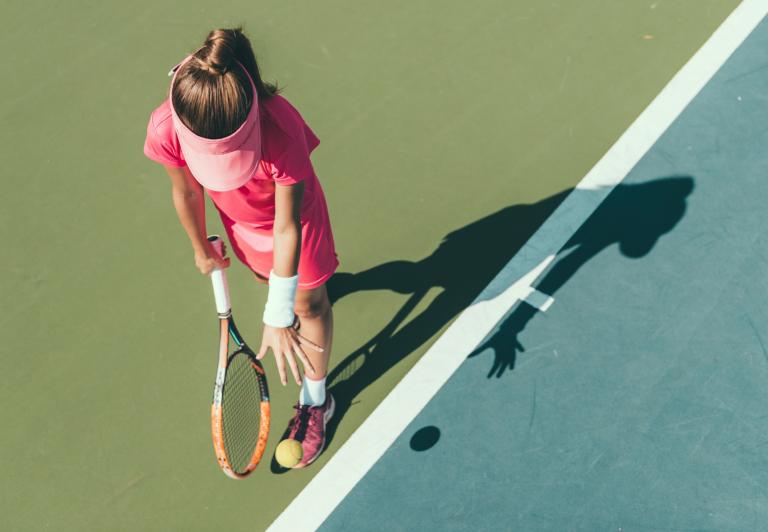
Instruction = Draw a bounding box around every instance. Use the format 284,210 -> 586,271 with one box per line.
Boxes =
272,3 -> 768,530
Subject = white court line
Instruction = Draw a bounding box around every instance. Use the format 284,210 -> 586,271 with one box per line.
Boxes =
269,2 -> 768,530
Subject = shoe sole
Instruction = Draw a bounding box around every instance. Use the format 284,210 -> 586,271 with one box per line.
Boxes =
293,394 -> 335,469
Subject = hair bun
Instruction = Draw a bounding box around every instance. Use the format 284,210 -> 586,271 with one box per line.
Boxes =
199,28 -> 242,75
173,27 -> 279,139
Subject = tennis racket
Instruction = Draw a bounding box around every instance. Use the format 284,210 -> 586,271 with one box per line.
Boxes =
208,235 -> 270,479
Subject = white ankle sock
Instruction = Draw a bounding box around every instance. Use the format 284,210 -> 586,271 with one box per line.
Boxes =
299,375 -> 326,407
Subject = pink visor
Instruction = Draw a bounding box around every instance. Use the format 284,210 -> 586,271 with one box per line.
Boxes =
168,56 -> 261,191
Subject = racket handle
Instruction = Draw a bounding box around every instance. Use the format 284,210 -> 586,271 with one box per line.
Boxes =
207,235 -> 231,316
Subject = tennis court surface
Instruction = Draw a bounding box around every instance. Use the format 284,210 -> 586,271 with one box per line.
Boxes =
274,3 -> 768,531
3,1 -> 765,531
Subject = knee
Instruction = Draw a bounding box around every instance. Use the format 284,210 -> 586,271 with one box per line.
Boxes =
294,294 -> 331,320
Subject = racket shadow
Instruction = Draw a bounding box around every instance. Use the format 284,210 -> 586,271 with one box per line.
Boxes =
322,176 -> 695,453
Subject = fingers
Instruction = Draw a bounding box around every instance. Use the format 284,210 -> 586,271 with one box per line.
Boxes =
291,339 -> 316,374
296,333 -> 324,353
201,258 -> 228,275
257,339 -> 268,360
208,258 -> 229,271
274,350 -> 288,386
283,350 -> 302,386
487,355 -> 499,379
261,327 -> 318,386
209,240 -> 229,269
268,331 -> 295,386
220,242 -> 230,268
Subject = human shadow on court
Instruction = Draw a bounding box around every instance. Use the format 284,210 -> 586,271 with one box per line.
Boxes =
272,176 -> 694,466
466,176 -> 694,377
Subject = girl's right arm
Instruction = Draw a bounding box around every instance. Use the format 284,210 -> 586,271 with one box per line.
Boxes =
163,165 -> 230,274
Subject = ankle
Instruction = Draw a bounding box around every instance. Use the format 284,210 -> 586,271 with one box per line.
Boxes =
299,375 -> 327,406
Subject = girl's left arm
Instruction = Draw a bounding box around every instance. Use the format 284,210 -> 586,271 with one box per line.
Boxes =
259,181 -> 322,386
272,182 -> 304,276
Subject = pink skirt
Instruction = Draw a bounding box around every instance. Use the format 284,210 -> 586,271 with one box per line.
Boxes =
220,191 -> 339,290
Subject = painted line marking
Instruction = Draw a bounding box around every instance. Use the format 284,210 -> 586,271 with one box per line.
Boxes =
269,2 -> 768,530
523,288 -> 555,313
511,255 -> 557,312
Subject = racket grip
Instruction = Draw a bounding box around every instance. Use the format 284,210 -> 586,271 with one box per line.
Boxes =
207,235 -> 231,315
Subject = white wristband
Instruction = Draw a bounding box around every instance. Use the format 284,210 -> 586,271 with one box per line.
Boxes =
263,270 -> 298,328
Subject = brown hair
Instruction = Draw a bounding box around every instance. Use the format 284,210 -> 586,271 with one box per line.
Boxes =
171,27 -> 279,139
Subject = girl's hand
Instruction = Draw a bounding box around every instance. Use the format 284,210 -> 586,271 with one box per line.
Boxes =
195,240 -> 231,275
257,320 -> 323,385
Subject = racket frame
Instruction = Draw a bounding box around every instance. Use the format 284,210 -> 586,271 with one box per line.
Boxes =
208,235 -> 271,479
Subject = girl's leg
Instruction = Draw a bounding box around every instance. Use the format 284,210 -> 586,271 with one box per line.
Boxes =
294,284 -> 333,380
284,283 -> 335,468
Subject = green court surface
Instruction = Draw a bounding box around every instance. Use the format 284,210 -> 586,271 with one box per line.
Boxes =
0,1 -> 740,531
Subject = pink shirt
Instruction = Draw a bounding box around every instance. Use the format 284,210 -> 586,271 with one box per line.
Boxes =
143,93 -> 339,289
143,94 -> 322,227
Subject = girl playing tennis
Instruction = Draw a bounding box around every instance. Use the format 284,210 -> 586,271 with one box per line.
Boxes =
143,27 -> 337,469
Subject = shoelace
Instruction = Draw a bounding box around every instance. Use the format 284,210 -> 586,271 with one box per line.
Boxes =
290,404 -> 310,429
290,403 -> 324,442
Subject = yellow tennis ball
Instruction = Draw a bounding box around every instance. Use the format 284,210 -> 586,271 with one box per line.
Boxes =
276,439 -> 303,468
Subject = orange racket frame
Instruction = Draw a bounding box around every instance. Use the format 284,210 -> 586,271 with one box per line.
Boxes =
208,235 -> 270,479
210,317 -> 271,479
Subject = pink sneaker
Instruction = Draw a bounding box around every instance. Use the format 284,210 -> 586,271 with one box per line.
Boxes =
286,394 -> 335,468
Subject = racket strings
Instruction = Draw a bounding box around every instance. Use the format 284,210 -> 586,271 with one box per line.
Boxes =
221,351 -> 263,473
